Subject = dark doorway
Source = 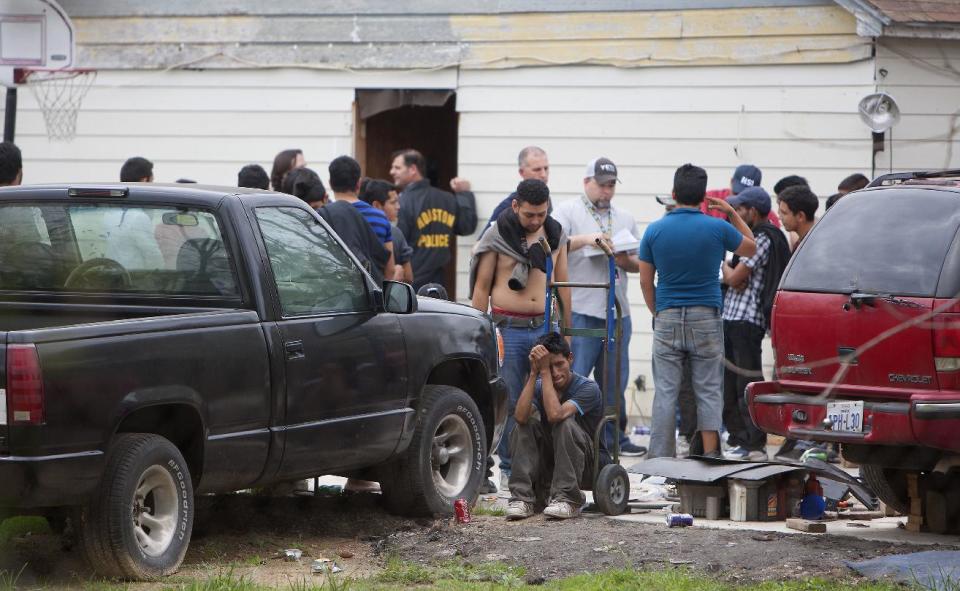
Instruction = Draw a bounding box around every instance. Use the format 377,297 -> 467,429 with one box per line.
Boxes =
354,90 -> 460,296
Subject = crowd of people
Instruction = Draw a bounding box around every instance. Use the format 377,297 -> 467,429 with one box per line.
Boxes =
0,137 -> 869,522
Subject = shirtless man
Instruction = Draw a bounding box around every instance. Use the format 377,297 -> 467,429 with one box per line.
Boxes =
471,179 -> 570,490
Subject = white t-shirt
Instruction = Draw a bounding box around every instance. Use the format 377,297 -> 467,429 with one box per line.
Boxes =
552,196 -> 639,319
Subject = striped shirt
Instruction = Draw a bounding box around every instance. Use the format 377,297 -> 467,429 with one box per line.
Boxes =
352,200 -> 392,245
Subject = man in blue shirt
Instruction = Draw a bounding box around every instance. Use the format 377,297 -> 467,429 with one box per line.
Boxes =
638,164 -> 756,459
480,146 -> 551,238
329,156 -> 395,280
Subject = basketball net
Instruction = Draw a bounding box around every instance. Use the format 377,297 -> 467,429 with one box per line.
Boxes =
21,69 -> 96,141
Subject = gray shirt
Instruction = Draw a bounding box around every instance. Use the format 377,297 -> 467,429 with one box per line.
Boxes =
552,196 -> 640,319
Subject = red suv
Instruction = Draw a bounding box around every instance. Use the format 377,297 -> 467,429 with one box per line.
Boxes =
747,170 -> 960,513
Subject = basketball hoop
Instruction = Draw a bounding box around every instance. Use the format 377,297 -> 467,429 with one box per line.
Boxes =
15,68 -> 96,141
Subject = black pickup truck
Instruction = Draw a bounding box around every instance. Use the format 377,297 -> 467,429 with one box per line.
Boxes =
0,183 -> 506,580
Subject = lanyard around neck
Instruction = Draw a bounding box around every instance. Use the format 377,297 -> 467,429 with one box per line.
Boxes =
581,195 -> 611,235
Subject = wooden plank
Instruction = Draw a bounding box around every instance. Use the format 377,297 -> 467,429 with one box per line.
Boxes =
459,137 -> 873,169
877,37 -> 960,60
57,0 -> 837,18
458,61 -> 875,87
786,518 -> 827,533
450,6 -> 855,42
75,7 -> 855,45
90,68 -> 459,90
462,36 -> 872,70
54,86 -> 354,113
456,83 -> 876,114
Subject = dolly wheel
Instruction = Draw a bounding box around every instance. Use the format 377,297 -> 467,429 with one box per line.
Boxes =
594,464 -> 630,515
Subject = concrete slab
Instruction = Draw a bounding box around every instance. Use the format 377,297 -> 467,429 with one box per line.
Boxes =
611,510 -> 960,547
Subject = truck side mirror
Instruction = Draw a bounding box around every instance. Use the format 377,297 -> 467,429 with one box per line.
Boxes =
383,281 -> 417,314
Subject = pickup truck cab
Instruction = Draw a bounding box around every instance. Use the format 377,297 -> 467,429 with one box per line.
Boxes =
747,170 -> 960,522
0,183 -> 506,579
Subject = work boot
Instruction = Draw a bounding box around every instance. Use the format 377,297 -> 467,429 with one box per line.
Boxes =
506,500 -> 535,520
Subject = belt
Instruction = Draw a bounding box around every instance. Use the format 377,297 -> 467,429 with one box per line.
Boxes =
492,313 -> 546,329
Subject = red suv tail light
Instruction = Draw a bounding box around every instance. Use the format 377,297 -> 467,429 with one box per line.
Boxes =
933,313 -> 960,389
7,344 -> 45,425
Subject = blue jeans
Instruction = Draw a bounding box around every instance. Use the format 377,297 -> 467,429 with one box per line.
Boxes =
570,312 -> 632,451
649,306 -> 725,459
497,323 -> 548,474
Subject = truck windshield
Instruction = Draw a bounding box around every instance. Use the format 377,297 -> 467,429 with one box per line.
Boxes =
781,189 -> 960,297
0,203 -> 239,297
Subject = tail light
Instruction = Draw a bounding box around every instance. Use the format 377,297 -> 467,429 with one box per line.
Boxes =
495,327 -> 504,368
7,344 -> 45,425
933,313 -> 960,389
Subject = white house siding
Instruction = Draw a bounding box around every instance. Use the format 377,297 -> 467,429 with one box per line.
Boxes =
2,68 -> 456,185
875,38 -> 960,173
456,61 -> 876,418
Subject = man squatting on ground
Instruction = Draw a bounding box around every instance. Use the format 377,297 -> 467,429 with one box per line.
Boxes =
504,332 -> 604,520
639,164 -> 756,459
470,179 -> 571,488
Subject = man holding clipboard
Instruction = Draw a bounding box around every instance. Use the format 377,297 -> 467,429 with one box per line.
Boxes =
552,157 -> 646,457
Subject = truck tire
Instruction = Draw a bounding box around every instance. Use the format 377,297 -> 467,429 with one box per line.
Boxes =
78,433 -> 194,580
860,463 -> 908,515
381,385 -> 487,517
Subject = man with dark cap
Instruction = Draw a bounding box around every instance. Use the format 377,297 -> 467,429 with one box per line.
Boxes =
701,164 -> 781,227
720,186 -> 790,461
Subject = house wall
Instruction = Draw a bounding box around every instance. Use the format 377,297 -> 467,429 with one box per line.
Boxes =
875,38 -> 960,173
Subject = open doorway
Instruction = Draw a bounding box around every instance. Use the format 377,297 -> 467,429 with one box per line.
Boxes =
354,90 -> 460,295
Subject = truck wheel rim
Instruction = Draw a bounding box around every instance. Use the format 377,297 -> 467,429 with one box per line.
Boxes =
431,414 -> 473,498
131,465 -> 179,557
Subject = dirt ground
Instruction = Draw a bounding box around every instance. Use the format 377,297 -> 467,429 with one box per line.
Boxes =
3,490 -> 958,588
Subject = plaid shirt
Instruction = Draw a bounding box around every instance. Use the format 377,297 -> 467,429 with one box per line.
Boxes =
722,232 -> 770,327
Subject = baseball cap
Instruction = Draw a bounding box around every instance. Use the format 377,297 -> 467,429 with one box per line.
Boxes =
731,164 -> 762,194
655,195 -> 677,207
585,157 -> 620,184
727,186 -> 771,216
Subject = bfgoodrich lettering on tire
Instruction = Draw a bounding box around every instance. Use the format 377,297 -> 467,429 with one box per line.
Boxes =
79,433 -> 194,580
381,385 -> 487,516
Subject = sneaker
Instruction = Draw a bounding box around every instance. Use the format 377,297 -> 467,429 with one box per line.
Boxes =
506,500 -> 535,520
478,479 -> 497,494
724,446 -> 749,460
744,449 -> 769,462
676,436 -> 691,459
620,442 -> 648,457
543,500 -> 580,520
701,450 -> 722,459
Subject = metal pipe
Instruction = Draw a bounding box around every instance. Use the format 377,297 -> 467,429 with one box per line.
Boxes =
3,87 -> 17,143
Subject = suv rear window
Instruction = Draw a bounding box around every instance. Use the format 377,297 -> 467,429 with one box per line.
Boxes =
0,203 -> 239,297
782,188 -> 960,297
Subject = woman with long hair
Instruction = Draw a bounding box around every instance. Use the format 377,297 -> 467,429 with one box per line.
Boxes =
270,149 -> 304,192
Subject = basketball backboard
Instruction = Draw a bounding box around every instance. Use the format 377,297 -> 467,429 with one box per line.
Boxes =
1,0 -> 74,88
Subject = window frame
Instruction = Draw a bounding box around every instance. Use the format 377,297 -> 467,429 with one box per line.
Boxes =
252,204 -> 373,319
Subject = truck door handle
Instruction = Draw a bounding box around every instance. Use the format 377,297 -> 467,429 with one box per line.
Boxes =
284,340 -> 305,360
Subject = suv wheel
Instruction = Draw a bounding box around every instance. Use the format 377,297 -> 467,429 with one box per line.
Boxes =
860,463 -> 908,515
381,385 -> 486,516
77,433 -> 193,580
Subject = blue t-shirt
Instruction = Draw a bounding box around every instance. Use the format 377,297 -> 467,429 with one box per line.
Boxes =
638,208 -> 743,312
352,200 -> 393,245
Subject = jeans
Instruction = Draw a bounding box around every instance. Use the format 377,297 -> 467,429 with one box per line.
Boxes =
496,323 -> 548,474
508,412 -> 594,507
571,312 -> 632,451
723,320 -> 767,452
649,306 -> 725,459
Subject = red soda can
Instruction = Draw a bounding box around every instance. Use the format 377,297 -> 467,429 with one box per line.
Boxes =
454,498 -> 471,523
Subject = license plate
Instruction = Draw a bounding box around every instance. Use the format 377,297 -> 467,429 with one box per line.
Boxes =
826,401 -> 864,433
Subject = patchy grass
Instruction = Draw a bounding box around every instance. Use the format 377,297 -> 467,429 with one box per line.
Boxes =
471,505 -> 506,517
552,569 -> 906,591
0,565 -> 25,591
374,557 -> 524,587
0,516 -> 51,543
